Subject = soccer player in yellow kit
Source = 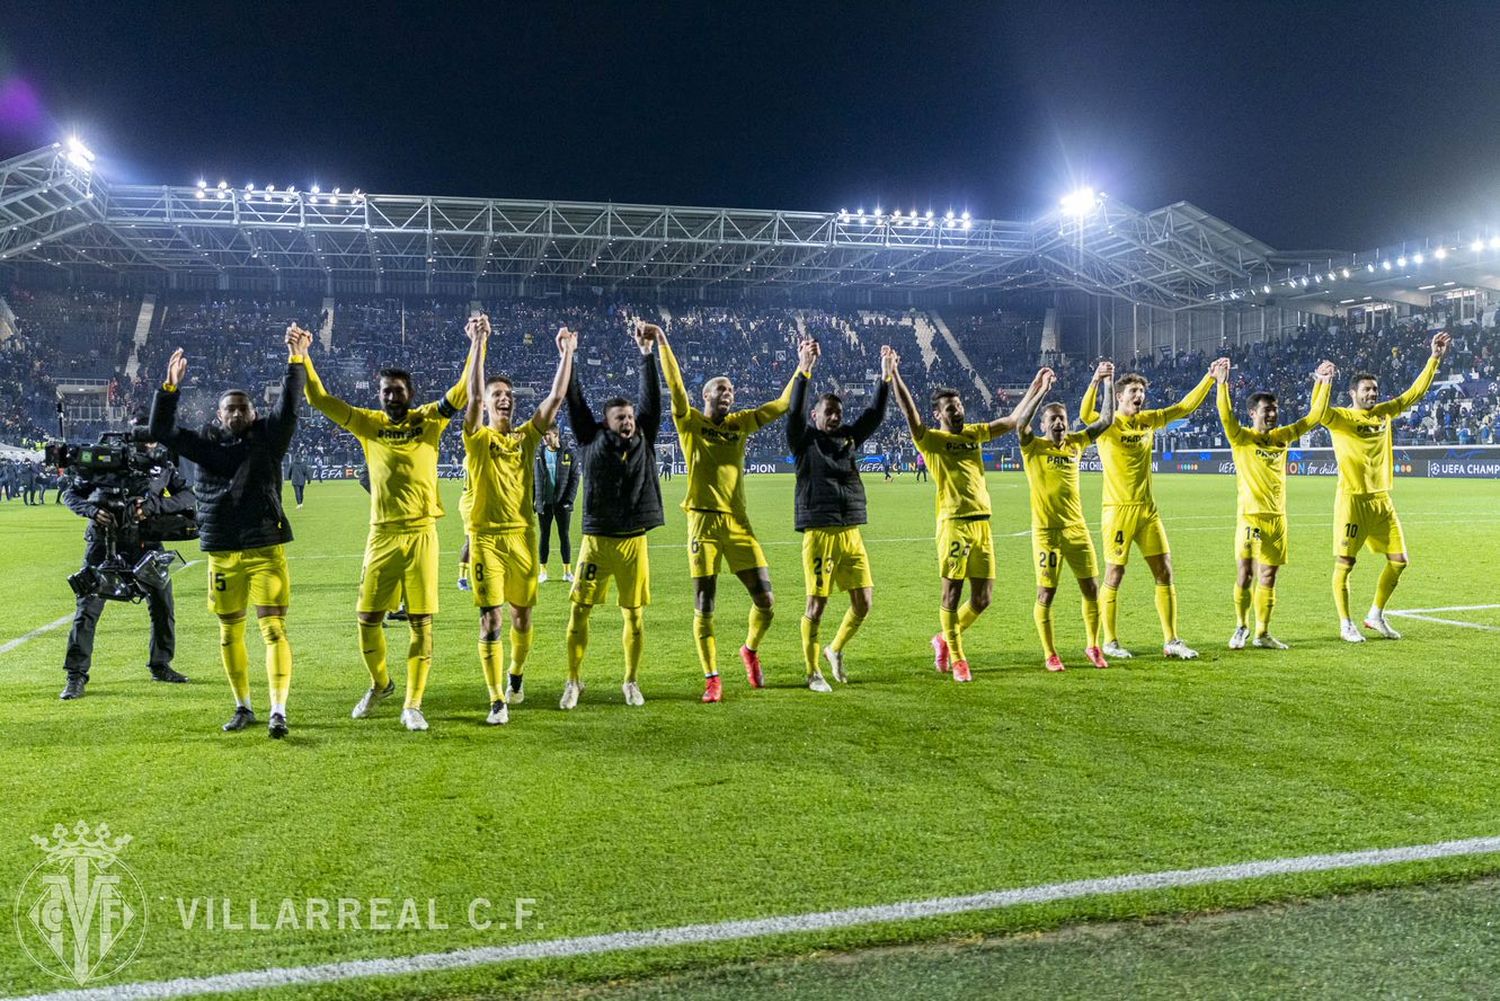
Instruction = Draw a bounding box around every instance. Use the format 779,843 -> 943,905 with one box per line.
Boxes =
651,320 -> 803,703
303,317 -> 476,731
1080,356 -> 1226,660
1323,331 -> 1450,642
1213,357 -> 1335,650
461,318 -> 576,725
892,357 -> 1051,683
1018,362 -> 1116,672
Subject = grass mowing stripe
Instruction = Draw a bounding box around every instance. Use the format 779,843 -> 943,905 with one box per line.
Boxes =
11,834 -> 1500,1001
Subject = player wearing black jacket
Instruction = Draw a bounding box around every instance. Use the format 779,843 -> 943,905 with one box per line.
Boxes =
147,326 -> 308,738
557,323 -> 664,709
532,426 -> 579,582
785,342 -> 895,690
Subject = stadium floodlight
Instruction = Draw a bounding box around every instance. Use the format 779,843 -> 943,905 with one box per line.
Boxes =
1490,236 -> 1500,250
961,219 -> 972,230
1300,276 -> 1310,286
1413,252 -> 1424,264
1341,267 -> 1351,278
1315,274 -> 1323,283
195,189 -> 205,199
197,179 -> 207,189
1382,260 -> 1392,270
1262,284 -> 1271,294
1472,239 -> 1486,252
64,136 -> 96,170
1327,271 -> 1336,280
1366,263 -> 1375,272
945,210 -> 955,220
1396,256 -> 1407,267
925,210 -> 934,220
311,184 -> 321,194
1434,247 -> 1447,260
961,210 -> 970,220
1059,187 -> 1098,216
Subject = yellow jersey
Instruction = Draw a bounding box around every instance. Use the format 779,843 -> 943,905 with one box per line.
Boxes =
1081,374 -> 1213,507
659,338 -> 794,518
1020,431 -> 1091,529
914,423 -> 994,520
1322,356 -> 1438,496
303,354 -> 469,531
462,420 -> 542,535
1217,381 -> 1331,516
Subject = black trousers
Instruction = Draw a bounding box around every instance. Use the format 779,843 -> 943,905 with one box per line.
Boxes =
538,504 -> 572,564
62,541 -> 176,681
293,482 -> 305,504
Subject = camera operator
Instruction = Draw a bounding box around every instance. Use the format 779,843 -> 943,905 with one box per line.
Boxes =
148,326 -> 307,738
60,415 -> 196,699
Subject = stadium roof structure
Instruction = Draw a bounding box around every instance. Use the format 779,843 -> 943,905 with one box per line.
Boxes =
0,141 -> 1486,313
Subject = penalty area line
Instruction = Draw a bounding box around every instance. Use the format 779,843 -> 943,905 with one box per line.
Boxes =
11,834 -> 1500,1001
0,561 -> 200,657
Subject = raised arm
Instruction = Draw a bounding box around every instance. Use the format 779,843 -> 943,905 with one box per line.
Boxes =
987,368 -> 1053,437
148,348 -> 217,466
748,360 -> 800,430
462,315 -> 489,433
649,321 -> 693,421
270,325 -> 311,458
530,326 -> 577,433
1371,333 -> 1448,418
849,345 -> 895,445
1151,362 -> 1223,424
429,316 -> 478,420
635,329 -> 663,443
564,351 -> 600,447
1079,372 -> 1102,423
785,338 -> 818,450
1211,357 -> 1246,444
1083,361 -> 1117,440
889,352 -> 926,441
1275,361 -> 1335,443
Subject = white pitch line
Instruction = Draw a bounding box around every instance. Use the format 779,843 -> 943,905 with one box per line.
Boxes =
1386,605 -> 1500,633
11,834 -> 1500,1001
0,560 -> 200,657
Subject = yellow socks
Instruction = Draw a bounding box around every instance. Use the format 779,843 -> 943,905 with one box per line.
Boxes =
800,615 -> 821,677
1253,585 -> 1276,637
1154,584 -> 1179,643
939,605 -> 965,663
1033,601 -> 1056,658
257,615 -> 291,714
746,604 -> 774,651
1332,561 -> 1353,621
219,617 -> 251,707
404,619 -> 433,709
566,602 -> 591,682
509,624 -> 533,677
957,602 -> 981,631
1100,582 -> 1119,643
830,608 -> 865,653
1233,585 -> 1252,628
358,620 -> 389,689
479,639 -> 506,702
621,607 -> 644,682
1082,597 -> 1100,649
1373,560 -> 1407,613
694,611 -> 717,676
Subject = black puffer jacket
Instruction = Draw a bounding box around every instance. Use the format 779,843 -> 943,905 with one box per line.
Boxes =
786,372 -> 890,531
565,353 -> 664,537
149,362 -> 304,552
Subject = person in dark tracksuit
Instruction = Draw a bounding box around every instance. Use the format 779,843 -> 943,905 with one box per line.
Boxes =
59,434 -> 197,699
533,425 -> 579,583
786,341 -> 893,691
288,455 -> 312,508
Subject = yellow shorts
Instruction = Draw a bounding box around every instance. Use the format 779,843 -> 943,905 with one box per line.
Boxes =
687,509 -> 767,578
471,529 -> 538,609
572,533 -> 651,607
1236,513 -> 1289,566
1032,524 -> 1099,588
802,526 -> 874,597
207,545 -> 290,615
1334,492 -> 1407,558
1102,504 -> 1170,566
937,518 -> 996,581
359,526 -> 440,615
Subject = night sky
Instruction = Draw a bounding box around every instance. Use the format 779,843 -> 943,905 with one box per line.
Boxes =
3,1 -> 1498,252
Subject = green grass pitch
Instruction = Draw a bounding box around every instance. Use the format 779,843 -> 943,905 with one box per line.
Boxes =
1,470 -> 1498,997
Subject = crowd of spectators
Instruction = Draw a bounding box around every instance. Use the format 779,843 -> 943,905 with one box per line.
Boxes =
3,287 -> 1497,471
